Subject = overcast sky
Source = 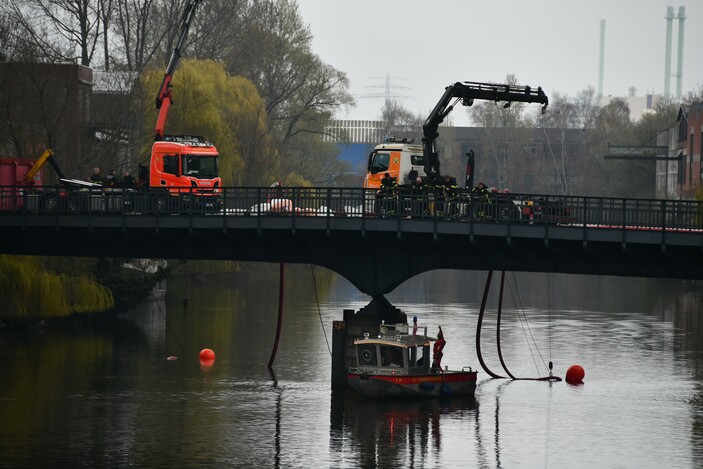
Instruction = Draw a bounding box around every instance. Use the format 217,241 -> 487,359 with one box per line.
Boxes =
296,0 -> 702,126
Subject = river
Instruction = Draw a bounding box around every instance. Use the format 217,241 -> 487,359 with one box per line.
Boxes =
1,267 -> 702,468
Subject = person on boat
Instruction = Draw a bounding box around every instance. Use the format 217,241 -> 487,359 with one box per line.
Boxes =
432,326 -> 446,373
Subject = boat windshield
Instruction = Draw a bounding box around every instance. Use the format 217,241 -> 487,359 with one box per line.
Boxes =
412,345 -> 427,369
380,345 -> 405,368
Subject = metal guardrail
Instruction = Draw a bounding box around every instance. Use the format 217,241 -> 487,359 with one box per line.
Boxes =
1,185 -> 702,231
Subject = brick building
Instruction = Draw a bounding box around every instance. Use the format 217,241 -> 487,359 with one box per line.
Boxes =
0,62 -> 95,181
656,102 -> 703,199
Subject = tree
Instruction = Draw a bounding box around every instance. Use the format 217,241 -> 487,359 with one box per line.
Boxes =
582,98 -> 650,197
535,91 -> 581,195
113,0 -> 168,71
10,0 -> 107,68
380,98 -> 422,137
139,59 -> 276,186
211,0 -> 354,184
468,75 -> 536,191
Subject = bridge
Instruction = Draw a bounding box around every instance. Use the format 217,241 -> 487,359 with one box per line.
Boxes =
1,186 -> 702,296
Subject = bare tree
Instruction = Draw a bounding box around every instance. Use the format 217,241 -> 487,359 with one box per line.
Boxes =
468,75 -> 536,190
12,0 -> 104,67
98,0 -> 113,69
380,99 -> 422,138
113,0 -> 168,71
213,0 -> 353,183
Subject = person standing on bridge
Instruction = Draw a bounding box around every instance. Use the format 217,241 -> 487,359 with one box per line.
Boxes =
378,173 -> 397,217
89,167 -> 102,184
119,170 -> 135,188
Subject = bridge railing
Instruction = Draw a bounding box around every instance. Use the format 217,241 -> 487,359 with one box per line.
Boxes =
2,185 -> 703,231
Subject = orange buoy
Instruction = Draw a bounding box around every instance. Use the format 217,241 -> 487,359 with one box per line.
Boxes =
565,364 -> 585,384
199,348 -> 215,361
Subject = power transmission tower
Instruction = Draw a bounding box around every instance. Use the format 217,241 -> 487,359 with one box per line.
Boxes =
358,71 -> 413,108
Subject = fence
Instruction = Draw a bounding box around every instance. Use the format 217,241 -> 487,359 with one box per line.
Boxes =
2,185 -> 703,231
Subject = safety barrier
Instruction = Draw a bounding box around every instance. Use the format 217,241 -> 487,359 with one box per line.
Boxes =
1,185 -> 703,231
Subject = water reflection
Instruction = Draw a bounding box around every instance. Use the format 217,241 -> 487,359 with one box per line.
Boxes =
2,268 -> 703,467
332,389 -> 477,467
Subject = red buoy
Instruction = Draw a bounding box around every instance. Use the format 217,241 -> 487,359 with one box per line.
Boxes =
565,364 -> 585,384
199,348 -> 215,361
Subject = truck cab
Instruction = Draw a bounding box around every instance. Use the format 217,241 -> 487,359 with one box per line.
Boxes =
364,137 -> 425,189
150,136 -> 221,196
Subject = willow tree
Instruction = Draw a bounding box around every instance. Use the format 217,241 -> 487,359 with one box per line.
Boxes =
140,58 -> 277,186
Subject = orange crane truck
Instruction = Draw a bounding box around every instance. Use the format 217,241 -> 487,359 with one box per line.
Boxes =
364,81 -> 549,218
146,0 -> 222,212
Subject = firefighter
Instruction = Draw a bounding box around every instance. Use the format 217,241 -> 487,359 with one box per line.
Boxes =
380,172 -> 395,191
378,173 -> 397,216
432,326 -> 446,373
442,175 -> 459,218
472,182 -> 490,218
105,169 -> 117,187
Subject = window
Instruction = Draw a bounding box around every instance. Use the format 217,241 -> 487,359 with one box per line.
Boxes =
410,154 -> 425,166
369,152 -> 390,173
379,345 -> 404,368
357,344 -> 377,366
182,155 -> 218,178
163,154 -> 179,176
412,345 -> 427,368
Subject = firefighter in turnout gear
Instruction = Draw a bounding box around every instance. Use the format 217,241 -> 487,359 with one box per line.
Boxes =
378,173 -> 397,216
472,182 -> 490,218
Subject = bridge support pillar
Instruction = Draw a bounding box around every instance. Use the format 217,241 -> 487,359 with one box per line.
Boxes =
330,297 -> 407,390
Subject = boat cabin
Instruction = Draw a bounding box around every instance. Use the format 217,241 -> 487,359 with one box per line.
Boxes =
352,323 -> 436,376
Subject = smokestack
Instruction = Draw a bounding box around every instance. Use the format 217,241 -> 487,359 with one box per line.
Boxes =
598,19 -> 605,97
676,6 -> 686,98
664,6 -> 674,97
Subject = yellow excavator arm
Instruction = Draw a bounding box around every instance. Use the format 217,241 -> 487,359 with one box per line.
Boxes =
24,149 -> 55,183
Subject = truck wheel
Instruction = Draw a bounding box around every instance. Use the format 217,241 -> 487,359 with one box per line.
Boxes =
153,192 -> 170,212
500,205 -> 519,222
67,193 -> 83,212
41,194 -> 58,211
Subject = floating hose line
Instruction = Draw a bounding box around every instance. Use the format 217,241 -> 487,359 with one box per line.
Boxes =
151,286 -> 189,360
310,265 -> 332,357
504,272 -> 561,382
267,262 -> 285,368
547,273 -> 553,375
476,270 -> 505,379
477,270 -> 561,382
496,271 -> 517,380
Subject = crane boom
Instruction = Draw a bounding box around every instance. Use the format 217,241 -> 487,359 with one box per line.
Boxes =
154,0 -> 201,140
422,81 -> 549,177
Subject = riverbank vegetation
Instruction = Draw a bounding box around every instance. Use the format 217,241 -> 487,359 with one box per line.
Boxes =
0,256 -> 113,319
0,255 -> 170,322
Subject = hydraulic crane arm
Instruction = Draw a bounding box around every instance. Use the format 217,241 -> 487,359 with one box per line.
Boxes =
422,81 -> 549,177
23,148 -> 67,183
24,149 -> 54,183
154,0 -> 201,141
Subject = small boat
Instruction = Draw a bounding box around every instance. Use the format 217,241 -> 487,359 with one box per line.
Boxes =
347,322 -> 477,398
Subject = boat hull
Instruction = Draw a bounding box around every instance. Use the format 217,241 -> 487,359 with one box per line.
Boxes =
347,371 -> 477,398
